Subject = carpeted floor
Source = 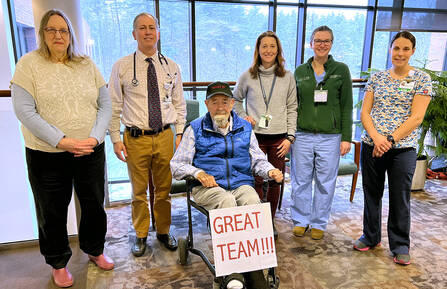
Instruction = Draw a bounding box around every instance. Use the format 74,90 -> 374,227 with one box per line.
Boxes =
1,175 -> 447,289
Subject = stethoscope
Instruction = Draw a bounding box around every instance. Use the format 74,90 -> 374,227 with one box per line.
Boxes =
131,51 -> 175,87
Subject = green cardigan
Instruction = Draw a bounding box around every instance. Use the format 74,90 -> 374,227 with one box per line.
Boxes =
294,55 -> 353,142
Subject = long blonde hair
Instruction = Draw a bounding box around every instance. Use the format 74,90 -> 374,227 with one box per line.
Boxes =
249,31 -> 286,79
37,9 -> 86,64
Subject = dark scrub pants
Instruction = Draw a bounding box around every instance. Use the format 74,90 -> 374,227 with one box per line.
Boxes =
359,142 -> 417,255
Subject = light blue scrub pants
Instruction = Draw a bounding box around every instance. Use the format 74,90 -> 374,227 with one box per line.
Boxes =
290,131 -> 341,231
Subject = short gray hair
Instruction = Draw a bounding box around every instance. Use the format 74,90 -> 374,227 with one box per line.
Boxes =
133,12 -> 159,31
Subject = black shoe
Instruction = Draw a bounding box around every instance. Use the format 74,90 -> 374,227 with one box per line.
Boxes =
131,237 -> 147,257
273,224 -> 278,240
156,233 -> 178,251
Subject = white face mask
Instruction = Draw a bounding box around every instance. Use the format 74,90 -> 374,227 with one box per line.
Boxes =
213,114 -> 229,128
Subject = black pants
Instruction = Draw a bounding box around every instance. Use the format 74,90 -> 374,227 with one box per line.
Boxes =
26,143 -> 107,269
359,142 -> 416,255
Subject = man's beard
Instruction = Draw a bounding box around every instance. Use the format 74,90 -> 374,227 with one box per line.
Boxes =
213,114 -> 229,128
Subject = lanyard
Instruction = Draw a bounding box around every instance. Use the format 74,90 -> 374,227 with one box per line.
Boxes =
258,74 -> 277,112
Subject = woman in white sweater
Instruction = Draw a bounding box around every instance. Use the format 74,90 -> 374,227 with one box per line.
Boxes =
233,31 -> 297,236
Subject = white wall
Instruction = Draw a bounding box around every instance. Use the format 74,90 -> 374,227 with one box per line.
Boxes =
0,0 -> 77,244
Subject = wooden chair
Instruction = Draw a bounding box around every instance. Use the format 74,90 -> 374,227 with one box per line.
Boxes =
277,140 -> 361,210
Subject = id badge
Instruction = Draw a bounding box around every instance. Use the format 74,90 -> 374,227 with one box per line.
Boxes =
259,114 -> 272,128
399,81 -> 415,91
314,90 -> 328,103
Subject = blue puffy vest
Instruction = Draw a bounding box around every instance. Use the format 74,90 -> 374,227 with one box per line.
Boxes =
190,111 -> 254,190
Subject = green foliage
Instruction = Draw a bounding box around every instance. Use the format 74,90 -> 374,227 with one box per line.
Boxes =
417,69 -> 447,157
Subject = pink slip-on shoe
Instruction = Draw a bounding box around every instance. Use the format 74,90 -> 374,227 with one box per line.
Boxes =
52,267 -> 73,288
88,254 -> 115,271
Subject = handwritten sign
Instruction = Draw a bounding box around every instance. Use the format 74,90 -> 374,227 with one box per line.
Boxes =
209,203 -> 277,277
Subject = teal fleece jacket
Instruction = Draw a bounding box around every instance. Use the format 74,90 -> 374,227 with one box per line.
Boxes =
294,55 -> 353,142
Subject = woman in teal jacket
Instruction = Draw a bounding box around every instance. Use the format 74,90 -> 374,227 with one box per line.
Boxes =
291,25 -> 353,240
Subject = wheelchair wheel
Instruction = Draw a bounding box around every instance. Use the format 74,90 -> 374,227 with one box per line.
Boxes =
178,237 -> 189,265
267,268 -> 280,289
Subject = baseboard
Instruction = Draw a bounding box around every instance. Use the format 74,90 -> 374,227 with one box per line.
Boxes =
0,235 -> 78,251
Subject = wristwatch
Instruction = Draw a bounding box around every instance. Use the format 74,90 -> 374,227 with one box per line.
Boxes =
387,135 -> 395,145
286,135 -> 295,144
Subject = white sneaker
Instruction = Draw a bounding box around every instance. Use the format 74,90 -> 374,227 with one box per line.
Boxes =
227,279 -> 244,289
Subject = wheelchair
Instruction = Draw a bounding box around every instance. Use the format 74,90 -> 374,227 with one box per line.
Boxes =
177,177 -> 280,289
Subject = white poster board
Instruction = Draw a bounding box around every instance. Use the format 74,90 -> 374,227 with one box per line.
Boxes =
209,203 -> 277,277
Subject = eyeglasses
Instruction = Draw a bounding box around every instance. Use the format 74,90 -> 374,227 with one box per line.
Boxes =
44,27 -> 69,37
313,39 -> 332,45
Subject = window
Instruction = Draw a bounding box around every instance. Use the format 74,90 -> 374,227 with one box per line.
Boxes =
105,133 -> 132,202
159,0 -> 191,82
371,31 -> 447,71
370,31 -> 390,71
81,0 -> 155,81
307,0 -> 368,5
411,32 -> 447,71
276,6 -> 298,69
12,0 -> 36,58
304,7 -> 367,78
195,2 -> 269,82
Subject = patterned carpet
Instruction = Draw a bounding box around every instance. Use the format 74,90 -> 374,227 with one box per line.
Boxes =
88,176 -> 447,289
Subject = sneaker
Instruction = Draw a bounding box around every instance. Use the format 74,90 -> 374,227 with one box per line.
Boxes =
353,239 -> 381,252
222,273 -> 245,289
293,226 -> 307,237
394,254 -> 411,265
310,228 -> 324,240
226,279 -> 244,289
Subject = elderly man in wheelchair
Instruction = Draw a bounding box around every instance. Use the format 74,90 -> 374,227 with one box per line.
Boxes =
170,82 -> 283,289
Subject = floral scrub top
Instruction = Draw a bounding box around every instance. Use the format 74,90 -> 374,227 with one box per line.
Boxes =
361,68 -> 432,149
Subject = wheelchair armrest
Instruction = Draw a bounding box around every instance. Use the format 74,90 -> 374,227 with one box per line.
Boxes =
183,175 -> 196,183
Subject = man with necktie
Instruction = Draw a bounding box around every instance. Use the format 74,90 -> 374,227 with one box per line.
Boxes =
109,12 -> 186,256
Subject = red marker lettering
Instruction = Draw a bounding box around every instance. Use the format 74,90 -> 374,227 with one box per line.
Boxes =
213,216 -> 223,234
227,242 -> 237,260
217,243 -> 226,261
224,216 -> 234,233
247,239 -> 259,256
234,214 -> 243,231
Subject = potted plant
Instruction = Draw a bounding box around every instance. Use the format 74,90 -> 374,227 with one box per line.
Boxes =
412,68 -> 447,190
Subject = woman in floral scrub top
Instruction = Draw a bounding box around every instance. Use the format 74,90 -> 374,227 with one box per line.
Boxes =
354,31 -> 432,266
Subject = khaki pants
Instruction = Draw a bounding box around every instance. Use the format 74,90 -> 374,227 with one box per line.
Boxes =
124,128 -> 173,237
192,184 -> 261,210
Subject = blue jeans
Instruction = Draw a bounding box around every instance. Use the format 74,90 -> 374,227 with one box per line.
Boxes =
290,132 -> 341,230
359,142 -> 416,255
26,143 -> 107,268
